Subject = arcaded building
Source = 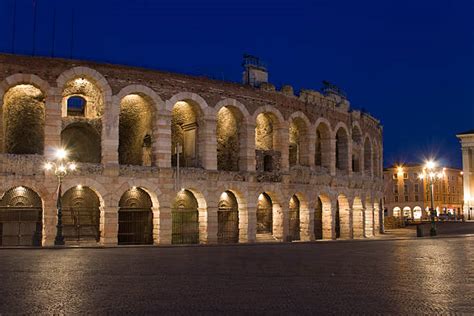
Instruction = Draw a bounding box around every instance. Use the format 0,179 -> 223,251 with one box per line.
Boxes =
457,130 -> 474,220
0,54 -> 383,247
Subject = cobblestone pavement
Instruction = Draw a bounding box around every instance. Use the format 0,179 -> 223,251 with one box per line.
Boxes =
1,236 -> 474,315
382,221 -> 474,238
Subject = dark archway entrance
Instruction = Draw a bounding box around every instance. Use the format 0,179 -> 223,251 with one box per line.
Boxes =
217,191 -> 239,243
118,188 -> 153,245
62,186 -> 100,242
172,190 -> 199,244
314,197 -> 323,240
288,195 -> 300,241
257,193 -> 272,234
0,186 -> 42,246
335,200 -> 341,238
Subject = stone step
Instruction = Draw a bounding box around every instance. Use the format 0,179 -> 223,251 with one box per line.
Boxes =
255,233 -> 279,243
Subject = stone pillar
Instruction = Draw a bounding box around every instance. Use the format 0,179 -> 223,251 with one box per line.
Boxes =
200,205 -> 218,244
100,206 -> 118,246
102,96 -> 119,167
43,89 -> 62,154
300,205 -> 313,241
347,141 -> 353,177
272,202 -> 286,241
373,205 -> 380,236
307,132 -> 316,168
155,205 -> 172,245
329,139 -> 336,176
246,201 -> 257,243
353,206 -> 365,238
364,202 -> 374,237
155,112 -> 172,168
240,122 -> 256,172
276,123 -> 289,172
42,190 -> 57,247
199,117 -> 217,170
238,200 -> 252,243
462,147 -> 472,218
322,200 -> 335,240
339,203 -> 352,239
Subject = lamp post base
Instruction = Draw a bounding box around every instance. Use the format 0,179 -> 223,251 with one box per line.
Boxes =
54,235 -> 65,246
430,226 -> 437,236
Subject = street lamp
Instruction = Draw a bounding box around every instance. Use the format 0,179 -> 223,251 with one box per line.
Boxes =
44,148 -> 77,246
418,160 -> 444,236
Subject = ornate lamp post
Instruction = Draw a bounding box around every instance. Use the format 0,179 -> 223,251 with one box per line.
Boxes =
44,148 -> 77,246
418,160 -> 445,236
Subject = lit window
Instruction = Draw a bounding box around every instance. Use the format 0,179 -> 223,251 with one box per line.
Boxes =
67,96 -> 86,117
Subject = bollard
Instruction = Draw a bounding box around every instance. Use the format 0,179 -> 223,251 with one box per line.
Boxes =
416,224 -> 424,237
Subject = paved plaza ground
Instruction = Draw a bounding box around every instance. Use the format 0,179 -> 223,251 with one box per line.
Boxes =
1,223 -> 474,314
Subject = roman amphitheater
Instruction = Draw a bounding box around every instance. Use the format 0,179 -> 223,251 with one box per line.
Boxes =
0,53 -> 383,247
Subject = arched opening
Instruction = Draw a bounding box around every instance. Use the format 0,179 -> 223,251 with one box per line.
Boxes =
217,191 -> 239,243
3,85 -> 45,154
315,122 -> 331,170
393,206 -> 401,218
337,195 -> 351,238
217,106 -> 242,171
119,94 -> 154,166
335,128 -> 349,171
257,193 -> 273,235
118,187 -> 153,245
171,189 -> 199,244
171,101 -> 201,168
67,96 -> 86,117
373,144 -> 380,178
364,138 -> 372,176
335,200 -> 341,238
61,77 -> 103,118
255,113 -> 281,172
352,126 -> 362,172
314,197 -> 323,240
288,195 -> 300,241
289,118 -> 309,166
352,197 -> 364,238
413,206 -> 422,220
61,186 -> 100,243
0,186 -> 42,246
403,206 -> 412,219
61,123 -> 101,163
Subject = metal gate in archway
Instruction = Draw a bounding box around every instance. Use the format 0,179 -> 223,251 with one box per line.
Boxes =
288,196 -> 300,241
257,193 -> 272,234
118,188 -> 153,245
0,187 -> 42,246
335,201 -> 341,238
62,187 -> 100,242
314,198 -> 323,240
172,208 -> 199,244
217,192 -> 239,243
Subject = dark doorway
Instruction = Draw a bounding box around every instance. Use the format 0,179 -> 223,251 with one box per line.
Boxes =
217,191 -> 239,243
118,188 -> 153,245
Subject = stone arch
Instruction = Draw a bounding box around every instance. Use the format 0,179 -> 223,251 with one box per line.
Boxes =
317,192 -> 332,240
288,194 -> 301,241
254,106 -> 285,173
216,104 -> 244,171
171,188 -> 207,244
351,123 -> 363,172
315,118 -> 332,170
61,122 -> 101,163
118,187 -> 154,245
292,192 -> 310,241
334,123 -> 350,172
221,188 -> 249,243
288,112 -> 311,166
337,194 -> 351,238
0,185 -> 44,246
214,98 -> 250,121
363,136 -> 373,176
2,84 -> 45,154
118,93 -> 155,166
352,196 -> 364,238
413,206 -> 422,220
169,94 -> 208,168
256,190 -> 284,241
217,190 -> 240,243
403,206 -> 412,218
116,84 -> 165,113
393,206 -> 401,218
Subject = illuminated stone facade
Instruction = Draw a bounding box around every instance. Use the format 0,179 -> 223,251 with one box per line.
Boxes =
383,164 -> 463,220
457,130 -> 474,220
0,54 -> 383,246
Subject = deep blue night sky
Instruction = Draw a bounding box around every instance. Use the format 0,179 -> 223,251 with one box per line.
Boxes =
0,0 -> 472,168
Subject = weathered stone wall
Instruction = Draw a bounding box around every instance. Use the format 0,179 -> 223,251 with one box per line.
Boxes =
216,106 -> 240,171
62,78 -> 103,118
255,113 -> 274,150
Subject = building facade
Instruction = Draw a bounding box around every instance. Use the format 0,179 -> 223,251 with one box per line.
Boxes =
457,130 -> 474,220
0,54 -> 383,247
383,164 -> 463,220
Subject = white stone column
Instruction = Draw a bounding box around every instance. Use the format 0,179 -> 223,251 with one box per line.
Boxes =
240,122 -> 256,172
43,89 -> 62,154
100,206 -> 118,246
353,206 -> 365,238
199,204 -> 218,244
373,205 -> 380,236
200,117 -> 217,170
238,200 -> 252,243
276,123 -> 289,172
42,190 -> 57,247
154,112 -> 172,168
272,201 -> 286,241
246,201 -> 257,243
323,200 -> 335,240
155,205 -> 172,245
102,96 -> 118,167
339,203 -> 352,239
364,202 -> 374,237
300,205 -> 313,241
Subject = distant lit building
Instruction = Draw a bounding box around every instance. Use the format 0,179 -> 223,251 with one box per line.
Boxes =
383,164 -> 463,220
457,130 -> 474,220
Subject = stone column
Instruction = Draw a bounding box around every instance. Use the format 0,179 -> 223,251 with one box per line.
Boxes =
200,117 -> 217,170
200,204 -> 218,244
300,205 -> 313,241
373,205 -> 380,236
328,139 -> 336,176
155,204 -> 172,245
42,189 -> 58,247
353,206 -> 365,238
347,141 -> 353,177
43,89 -> 62,155
240,122 -> 256,172
246,201 -> 257,243
339,203 -> 352,239
238,200 -> 252,243
462,147 -> 471,218
100,206 -> 118,246
276,123 -> 289,172
155,112 -> 172,168
102,96 -> 119,167
322,200 -> 335,240
307,132 -> 316,168
272,201 -> 286,241
364,202 -> 374,237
